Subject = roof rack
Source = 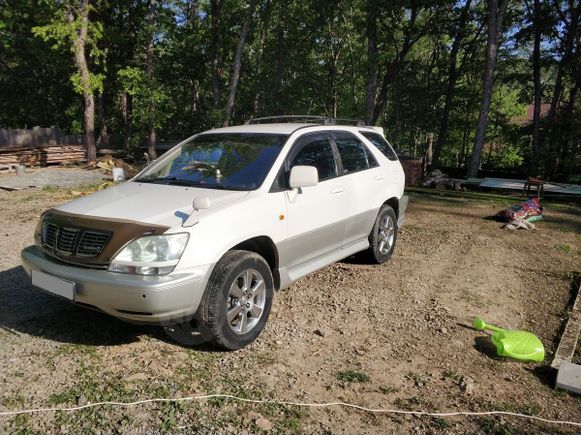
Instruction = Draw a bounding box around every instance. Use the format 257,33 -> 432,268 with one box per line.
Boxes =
245,115 -> 365,127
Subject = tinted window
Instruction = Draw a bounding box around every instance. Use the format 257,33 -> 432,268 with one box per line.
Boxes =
335,136 -> 370,174
360,131 -> 398,161
364,146 -> 379,168
291,139 -> 337,181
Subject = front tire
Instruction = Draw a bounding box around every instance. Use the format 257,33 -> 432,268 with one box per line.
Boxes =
365,205 -> 398,264
196,250 -> 274,350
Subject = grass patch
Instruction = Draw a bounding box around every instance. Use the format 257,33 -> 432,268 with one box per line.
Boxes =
1,393 -> 26,408
476,417 -> 528,435
393,396 -> 423,411
56,343 -> 98,357
47,361 -> 133,406
491,401 -> 540,416
429,416 -> 450,429
555,243 -> 572,254
378,385 -> 399,394
6,413 -> 33,434
406,187 -> 519,205
337,370 -> 370,384
443,369 -> 463,382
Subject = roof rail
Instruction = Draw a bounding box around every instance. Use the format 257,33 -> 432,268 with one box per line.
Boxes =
245,115 -> 365,127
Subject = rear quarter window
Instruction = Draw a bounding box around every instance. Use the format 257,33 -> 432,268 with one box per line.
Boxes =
333,133 -> 378,174
360,131 -> 398,161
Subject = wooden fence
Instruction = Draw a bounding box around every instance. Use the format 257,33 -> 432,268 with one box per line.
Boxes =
0,127 -> 83,148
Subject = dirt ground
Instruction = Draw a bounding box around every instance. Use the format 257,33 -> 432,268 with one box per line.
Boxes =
0,185 -> 580,434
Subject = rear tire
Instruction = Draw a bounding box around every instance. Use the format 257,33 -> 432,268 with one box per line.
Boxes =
364,205 -> 398,264
196,250 -> 274,350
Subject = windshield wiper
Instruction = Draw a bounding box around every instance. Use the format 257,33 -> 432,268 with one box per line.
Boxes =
138,176 -> 196,186
138,177 -> 249,190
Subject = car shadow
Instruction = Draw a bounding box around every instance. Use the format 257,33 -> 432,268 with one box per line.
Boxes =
0,265 -> 213,350
339,253 -> 369,265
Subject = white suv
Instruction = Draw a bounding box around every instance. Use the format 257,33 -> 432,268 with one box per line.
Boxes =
21,118 -> 407,349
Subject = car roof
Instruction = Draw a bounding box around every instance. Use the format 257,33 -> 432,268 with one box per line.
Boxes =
202,123 -> 383,136
202,123 -> 315,135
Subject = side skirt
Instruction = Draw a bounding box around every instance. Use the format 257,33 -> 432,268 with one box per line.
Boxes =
275,239 -> 370,290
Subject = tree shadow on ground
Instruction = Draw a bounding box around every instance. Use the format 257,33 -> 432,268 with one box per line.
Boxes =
0,265 -> 214,350
543,215 -> 581,234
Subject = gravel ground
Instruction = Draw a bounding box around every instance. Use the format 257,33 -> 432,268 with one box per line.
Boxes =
0,184 -> 580,434
0,167 -> 108,190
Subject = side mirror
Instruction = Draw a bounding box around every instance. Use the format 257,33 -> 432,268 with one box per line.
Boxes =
193,197 -> 211,211
289,165 -> 318,189
183,197 -> 211,227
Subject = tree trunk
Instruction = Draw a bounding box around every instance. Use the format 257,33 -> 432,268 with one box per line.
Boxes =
327,21 -> 342,119
530,0 -> 542,173
274,15 -> 285,114
210,0 -> 222,108
364,2 -> 378,125
83,93 -> 96,163
186,0 -> 198,23
123,92 -> 133,150
432,0 -> 472,168
371,7 -> 422,124
69,0 -> 96,164
96,93 -> 108,147
223,0 -> 257,127
252,0 -> 272,116
555,80 -> 579,175
542,1 -> 581,156
146,0 -> 157,159
466,0 -> 507,178
563,82 -> 579,179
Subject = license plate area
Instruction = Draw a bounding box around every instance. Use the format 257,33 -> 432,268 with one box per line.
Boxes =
31,270 -> 75,301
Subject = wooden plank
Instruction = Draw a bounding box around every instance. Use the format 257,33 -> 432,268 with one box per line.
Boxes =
551,280 -> 581,370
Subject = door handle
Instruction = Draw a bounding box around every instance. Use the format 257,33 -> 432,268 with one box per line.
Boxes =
375,176 -> 385,181
330,187 -> 345,194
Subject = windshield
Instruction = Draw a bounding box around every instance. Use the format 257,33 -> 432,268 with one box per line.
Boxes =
136,133 -> 288,190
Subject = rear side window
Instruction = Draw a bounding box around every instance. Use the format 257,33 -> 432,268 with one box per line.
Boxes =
291,139 -> 337,181
334,134 -> 376,174
360,131 -> 398,161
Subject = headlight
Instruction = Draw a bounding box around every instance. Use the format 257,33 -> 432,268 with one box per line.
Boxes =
109,233 -> 189,275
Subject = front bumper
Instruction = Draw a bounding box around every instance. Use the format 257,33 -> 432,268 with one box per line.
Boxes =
21,245 -> 214,325
398,194 -> 409,227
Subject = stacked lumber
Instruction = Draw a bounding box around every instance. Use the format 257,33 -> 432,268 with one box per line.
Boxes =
0,145 -> 85,167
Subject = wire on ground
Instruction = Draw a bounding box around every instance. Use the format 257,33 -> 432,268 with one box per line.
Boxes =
0,394 -> 579,428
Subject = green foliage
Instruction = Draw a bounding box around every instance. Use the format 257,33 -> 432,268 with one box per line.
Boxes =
0,0 -> 579,180
555,244 -> 572,254
337,370 -> 371,384
32,3 -> 104,96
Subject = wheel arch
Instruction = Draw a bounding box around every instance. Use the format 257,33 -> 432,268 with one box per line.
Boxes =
383,197 -> 399,218
230,236 -> 281,289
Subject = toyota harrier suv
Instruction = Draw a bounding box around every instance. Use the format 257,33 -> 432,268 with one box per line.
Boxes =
21,117 -> 408,350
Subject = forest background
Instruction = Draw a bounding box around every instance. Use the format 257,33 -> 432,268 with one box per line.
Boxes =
0,0 -> 579,181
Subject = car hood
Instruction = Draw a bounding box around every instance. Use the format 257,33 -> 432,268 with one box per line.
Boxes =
55,181 -> 250,227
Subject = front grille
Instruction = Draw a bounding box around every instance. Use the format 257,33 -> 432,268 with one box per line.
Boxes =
42,221 -> 111,258
43,222 -> 57,247
56,227 -> 80,254
77,231 -> 111,257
